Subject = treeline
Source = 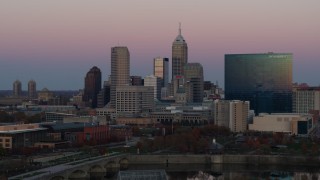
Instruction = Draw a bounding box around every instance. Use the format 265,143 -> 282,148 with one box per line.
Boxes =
0,111 -> 44,123
137,125 -> 230,154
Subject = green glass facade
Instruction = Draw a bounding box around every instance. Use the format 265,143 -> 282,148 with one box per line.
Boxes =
225,53 -> 292,114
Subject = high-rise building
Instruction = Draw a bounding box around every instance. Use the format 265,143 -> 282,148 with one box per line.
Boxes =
154,57 -> 169,87
214,100 -> 250,132
83,66 -> 102,108
172,23 -> 188,79
144,75 -> 162,100
225,53 -> 292,114
110,47 -> 130,108
184,63 -> 204,103
97,81 -> 111,108
28,80 -> 37,99
13,80 -> 22,97
116,86 -> 154,115
292,87 -> 320,114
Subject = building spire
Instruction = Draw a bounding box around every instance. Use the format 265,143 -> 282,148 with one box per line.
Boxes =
179,22 -> 181,35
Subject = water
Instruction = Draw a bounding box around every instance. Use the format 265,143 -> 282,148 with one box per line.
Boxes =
91,163 -> 320,179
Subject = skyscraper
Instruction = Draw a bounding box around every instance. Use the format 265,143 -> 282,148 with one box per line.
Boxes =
28,80 -> 37,99
154,57 -> 169,87
13,80 -> 22,97
172,23 -> 188,79
184,63 -> 204,103
225,53 -> 293,114
110,46 -> 130,108
83,66 -> 102,108
144,75 -> 162,100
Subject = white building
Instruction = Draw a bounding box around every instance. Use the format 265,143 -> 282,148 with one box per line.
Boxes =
249,113 -> 313,135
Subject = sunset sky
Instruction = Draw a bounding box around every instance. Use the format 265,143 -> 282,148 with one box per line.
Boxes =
1,0 -> 319,90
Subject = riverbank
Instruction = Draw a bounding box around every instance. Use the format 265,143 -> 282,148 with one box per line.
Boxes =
128,154 -> 320,166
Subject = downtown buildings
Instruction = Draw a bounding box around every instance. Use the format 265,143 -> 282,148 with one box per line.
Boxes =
225,53 -> 293,115
83,66 -> 102,108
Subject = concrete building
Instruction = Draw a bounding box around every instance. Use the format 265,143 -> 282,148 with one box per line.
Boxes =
154,57 -> 169,87
28,80 -> 37,99
13,80 -> 22,97
214,100 -> 250,132
172,23 -> 188,79
116,86 -> 154,116
130,76 -> 143,86
144,75 -> 162,100
249,113 -> 313,136
0,124 -> 47,150
83,66 -> 102,108
116,117 -> 155,127
225,53 -> 293,114
38,88 -> 54,102
292,87 -> 320,114
184,63 -> 204,103
110,47 -> 130,108
97,81 -> 110,108
150,104 -> 213,126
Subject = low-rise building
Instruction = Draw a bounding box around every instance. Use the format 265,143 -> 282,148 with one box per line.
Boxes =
0,124 -> 47,150
249,113 -> 313,136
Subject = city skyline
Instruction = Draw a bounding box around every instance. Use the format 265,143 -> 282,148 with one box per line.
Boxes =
1,1 -> 319,90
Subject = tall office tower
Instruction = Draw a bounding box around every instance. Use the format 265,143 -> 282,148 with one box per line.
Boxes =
97,81 -> 111,108
110,47 -> 130,108
130,76 -> 143,86
83,66 -> 102,108
184,63 -> 204,103
172,23 -> 188,79
292,87 -> 320,114
154,57 -> 169,87
144,75 -> 162,100
229,100 -> 250,132
116,86 -> 154,115
13,80 -> 22,97
225,53 -> 292,114
28,80 -> 37,99
214,100 -> 250,132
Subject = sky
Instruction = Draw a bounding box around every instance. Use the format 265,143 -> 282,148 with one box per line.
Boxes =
0,0 -> 319,90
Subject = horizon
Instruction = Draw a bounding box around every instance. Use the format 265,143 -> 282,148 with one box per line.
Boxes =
1,0 -> 320,90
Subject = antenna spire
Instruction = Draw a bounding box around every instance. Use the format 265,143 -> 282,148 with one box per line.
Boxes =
179,22 -> 181,35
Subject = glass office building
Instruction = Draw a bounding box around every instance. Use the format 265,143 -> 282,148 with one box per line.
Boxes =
225,53 -> 292,114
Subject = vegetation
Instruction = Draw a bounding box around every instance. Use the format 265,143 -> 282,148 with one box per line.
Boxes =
136,125 -> 231,154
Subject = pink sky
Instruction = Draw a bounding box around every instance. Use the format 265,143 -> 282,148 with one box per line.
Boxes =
0,0 -> 319,90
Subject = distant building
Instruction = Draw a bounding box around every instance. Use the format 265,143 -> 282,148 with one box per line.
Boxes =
38,88 -> 54,102
249,113 -> 313,136
83,66 -> 102,108
225,53 -> 292,114
172,23 -> 188,79
214,100 -> 250,132
154,57 -> 169,87
13,80 -> 22,97
116,86 -> 154,116
97,81 -> 111,108
184,63 -> 204,103
292,87 -> 320,114
0,124 -> 47,150
28,80 -> 37,99
110,47 -> 130,108
130,76 -> 143,86
144,75 -> 162,100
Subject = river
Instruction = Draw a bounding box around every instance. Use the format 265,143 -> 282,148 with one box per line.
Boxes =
91,163 -> 320,179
